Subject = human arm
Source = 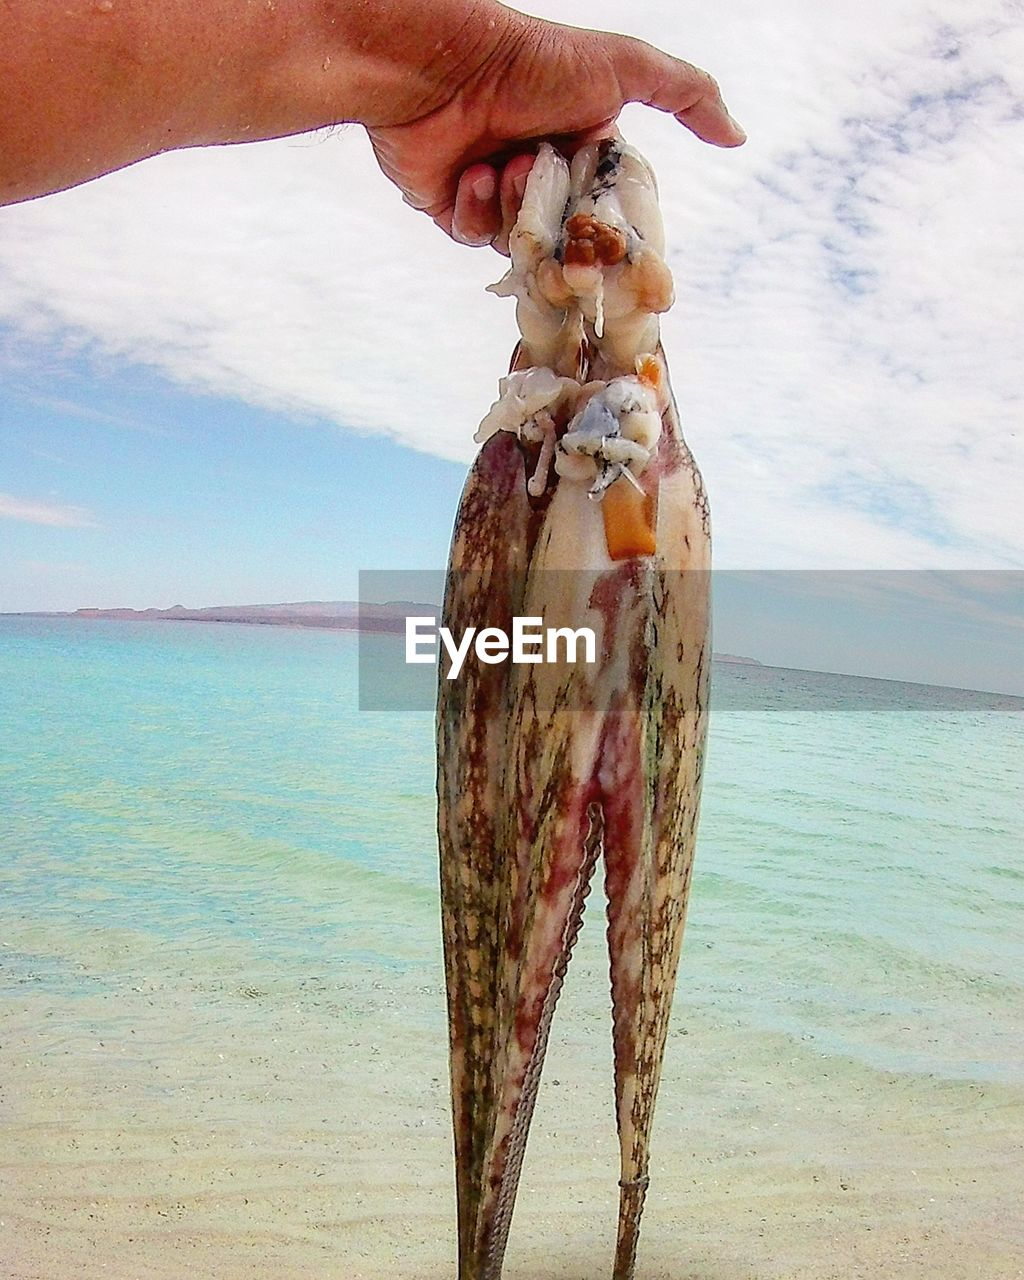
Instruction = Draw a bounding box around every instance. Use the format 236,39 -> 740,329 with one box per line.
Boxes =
0,0 -> 744,245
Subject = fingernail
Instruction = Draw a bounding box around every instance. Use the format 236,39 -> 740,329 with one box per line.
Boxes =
513,171 -> 529,199
472,173 -> 496,202
452,219 -> 494,248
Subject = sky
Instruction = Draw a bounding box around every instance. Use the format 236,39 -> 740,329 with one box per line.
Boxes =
1,0 -> 1022,685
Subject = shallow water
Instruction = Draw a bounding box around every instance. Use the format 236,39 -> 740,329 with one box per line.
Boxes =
2,617 -> 1020,1080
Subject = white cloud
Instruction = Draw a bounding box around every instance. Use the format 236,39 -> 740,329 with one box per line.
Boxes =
0,131 -> 512,460
0,0 -> 1021,569
0,492 -> 98,528
17,392 -> 170,436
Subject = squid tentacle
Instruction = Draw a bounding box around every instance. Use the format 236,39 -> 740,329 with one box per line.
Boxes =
480,803 -> 603,1280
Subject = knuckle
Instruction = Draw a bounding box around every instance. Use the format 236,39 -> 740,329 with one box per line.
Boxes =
680,59 -> 719,95
696,66 -> 722,99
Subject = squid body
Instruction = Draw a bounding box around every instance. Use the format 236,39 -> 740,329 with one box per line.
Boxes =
436,139 -> 710,1280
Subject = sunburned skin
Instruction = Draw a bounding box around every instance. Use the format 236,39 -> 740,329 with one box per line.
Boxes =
437,137 -> 711,1280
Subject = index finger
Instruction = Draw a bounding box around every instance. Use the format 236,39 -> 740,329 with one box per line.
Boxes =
604,36 -> 746,146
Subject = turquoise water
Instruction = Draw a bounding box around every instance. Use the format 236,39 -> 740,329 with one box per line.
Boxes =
1,616 -> 1022,1089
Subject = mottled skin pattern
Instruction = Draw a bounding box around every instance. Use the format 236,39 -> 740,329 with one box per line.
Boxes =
436,139 -> 710,1280
603,423 -> 710,1280
437,379 -> 709,1280
436,429 -> 533,1273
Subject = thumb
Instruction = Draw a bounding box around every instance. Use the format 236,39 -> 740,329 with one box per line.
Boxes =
598,34 -> 746,147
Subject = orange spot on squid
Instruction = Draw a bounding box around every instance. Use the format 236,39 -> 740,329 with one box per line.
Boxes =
602,476 -> 657,560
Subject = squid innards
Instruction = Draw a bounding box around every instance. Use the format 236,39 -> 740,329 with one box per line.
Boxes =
436,138 -> 711,1280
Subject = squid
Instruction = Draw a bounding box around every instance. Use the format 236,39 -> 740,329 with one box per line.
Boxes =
436,139 -> 710,1280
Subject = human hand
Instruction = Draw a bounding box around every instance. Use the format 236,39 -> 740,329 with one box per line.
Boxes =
364,3 -> 745,254
0,0 -> 742,222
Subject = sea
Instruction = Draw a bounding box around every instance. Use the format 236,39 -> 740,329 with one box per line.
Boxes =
1,615 -> 1022,1276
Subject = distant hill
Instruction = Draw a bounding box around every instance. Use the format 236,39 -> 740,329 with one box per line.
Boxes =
68,600 -> 438,634
13,601 -> 760,663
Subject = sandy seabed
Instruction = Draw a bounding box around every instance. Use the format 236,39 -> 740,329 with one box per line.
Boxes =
2,940 -> 1023,1280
